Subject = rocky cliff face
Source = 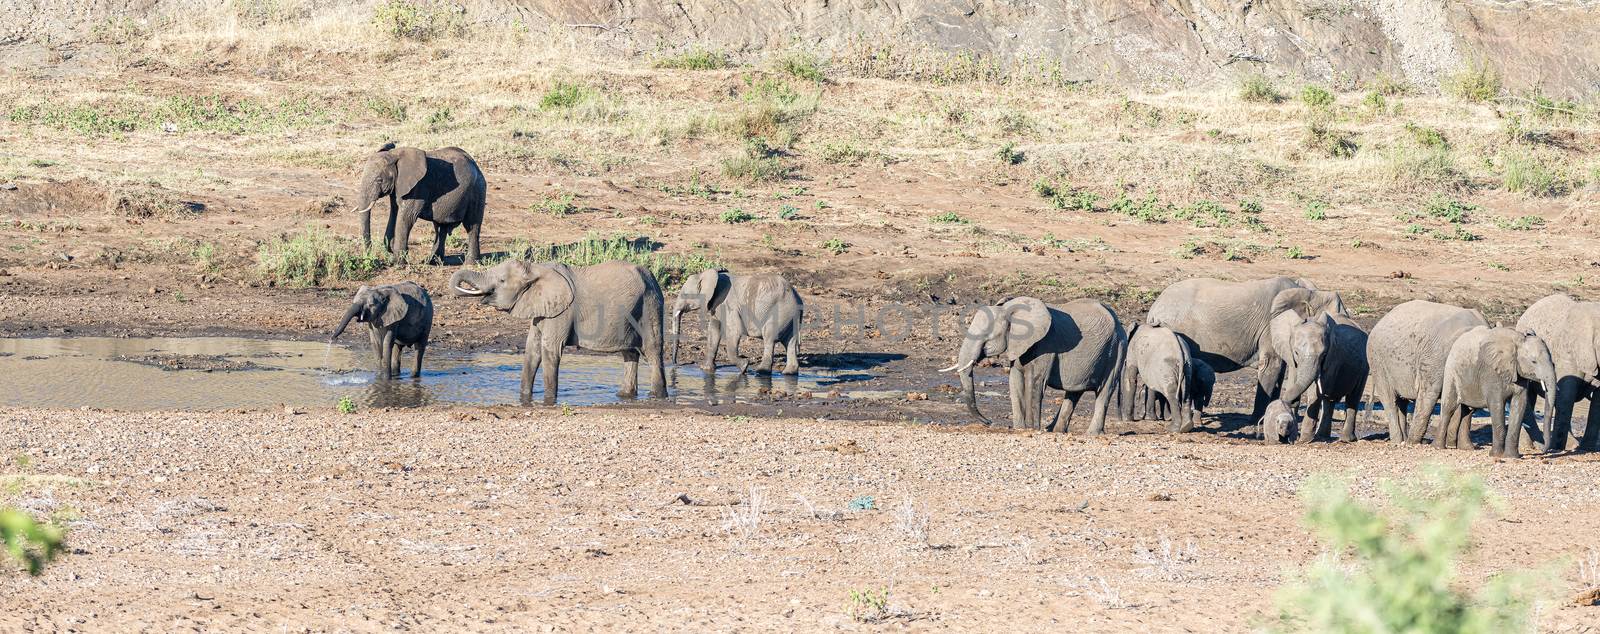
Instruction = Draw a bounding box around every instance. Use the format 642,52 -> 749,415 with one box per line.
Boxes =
4,0 -> 1598,95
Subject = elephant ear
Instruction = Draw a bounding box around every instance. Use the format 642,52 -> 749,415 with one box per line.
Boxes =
999,297 -> 1052,364
378,288 -> 409,327
1294,278 -> 1320,291
1271,288 -> 1345,319
391,146 -> 428,198
696,268 -> 728,311
512,263 -> 576,320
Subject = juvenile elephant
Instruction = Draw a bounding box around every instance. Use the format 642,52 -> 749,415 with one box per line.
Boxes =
1367,300 -> 1489,444
669,269 -> 803,375
450,260 -> 666,404
1437,327 -> 1555,458
1514,294 -> 1600,451
1300,314 -> 1369,443
1262,399 -> 1298,444
331,282 -> 433,379
1262,308 -> 1334,417
1189,358 -> 1216,425
943,297 -> 1126,434
350,143 -> 486,266
1119,324 -> 1196,432
1146,277 -> 1346,422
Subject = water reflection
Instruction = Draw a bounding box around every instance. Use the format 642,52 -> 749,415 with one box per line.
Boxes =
0,337 -> 877,411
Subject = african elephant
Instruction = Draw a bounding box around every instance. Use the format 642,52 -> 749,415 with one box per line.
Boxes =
331,281 -> 433,379
943,297 -> 1126,434
1263,308 -> 1334,419
450,260 -> 666,404
669,269 -> 803,375
1299,313 -> 1369,443
1514,294 -> 1600,451
1146,277 -> 1346,422
350,143 -> 485,266
1119,324 -> 1196,432
1366,300 -> 1489,444
1437,327 -> 1555,458
1189,358 -> 1215,425
1262,399 -> 1297,444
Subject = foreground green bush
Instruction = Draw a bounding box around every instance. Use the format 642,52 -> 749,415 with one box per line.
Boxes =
2,507 -> 66,575
1275,468 -> 1536,634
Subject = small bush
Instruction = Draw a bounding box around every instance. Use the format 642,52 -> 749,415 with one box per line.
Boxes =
1432,224 -> 1479,242
371,0 -> 463,41
1303,121 -> 1357,158
777,205 -> 800,220
540,81 -> 594,110
1422,195 -> 1477,224
1494,215 -> 1545,231
1501,152 -> 1564,197
1386,143 -> 1462,190
105,183 -> 202,219
1304,200 -> 1328,220
774,51 -> 826,82
930,212 -> 969,225
818,142 -> 881,165
1300,86 -> 1334,107
531,191 -> 578,216
1,507 -> 66,575
996,142 -> 1024,165
1445,58 -> 1502,103
1239,75 -> 1284,103
721,155 -> 789,183
256,227 -> 385,287
1239,199 -> 1265,214
1365,73 -> 1411,96
337,396 -> 357,414
1053,189 -> 1100,212
653,48 -> 733,70
1404,123 -> 1448,149
720,208 -> 755,224
499,234 -> 721,290
821,238 -> 849,255
1274,468 -> 1536,634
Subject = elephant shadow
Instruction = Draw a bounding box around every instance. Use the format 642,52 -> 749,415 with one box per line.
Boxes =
802,352 -> 906,372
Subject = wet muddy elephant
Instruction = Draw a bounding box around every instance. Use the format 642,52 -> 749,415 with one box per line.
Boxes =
944,297 -> 1126,434
331,281 -> 433,379
450,260 -> 666,404
350,143 -> 485,266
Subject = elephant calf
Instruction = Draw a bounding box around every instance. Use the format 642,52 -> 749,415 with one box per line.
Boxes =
1262,399 -> 1298,444
670,268 -> 803,375
1437,327 -> 1556,458
1120,324 -> 1198,432
331,282 -> 433,379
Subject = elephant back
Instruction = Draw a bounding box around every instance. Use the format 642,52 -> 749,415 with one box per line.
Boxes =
1516,294 -> 1597,381
1047,299 -> 1125,392
567,261 -> 662,351
1369,300 -> 1488,400
1145,276 -> 1306,373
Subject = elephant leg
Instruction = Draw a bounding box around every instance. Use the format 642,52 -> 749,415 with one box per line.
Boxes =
381,330 -> 397,379
1549,379 -> 1580,452
1026,363 -> 1051,430
383,205 -> 397,254
1377,386 -> 1404,444
720,315 -> 748,373
541,344 -> 562,406
388,339 -> 401,379
781,330 -> 799,376
1433,391 -> 1458,449
1252,361 -> 1285,426
618,350 -> 639,399
521,328 -> 541,404
464,220 -> 481,265
367,327 -> 385,377
1008,364 -> 1026,430
391,207 -> 418,266
1052,393 -> 1080,434
640,319 -> 667,399
429,223 -> 451,265
1581,395 -> 1600,451
754,336 -> 776,375
1117,364 -> 1139,422
1488,402 -> 1508,457
1316,399 -> 1335,441
1408,391 -> 1440,445
1087,386 -> 1116,436
702,319 -> 722,373
412,341 -> 426,379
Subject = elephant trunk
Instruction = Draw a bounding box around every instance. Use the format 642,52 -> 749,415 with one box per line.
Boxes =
1281,360 -> 1319,407
958,364 -> 991,425
450,269 -> 490,297
946,337 -> 991,425
331,301 -> 362,340
352,198 -> 376,252
670,308 -> 684,366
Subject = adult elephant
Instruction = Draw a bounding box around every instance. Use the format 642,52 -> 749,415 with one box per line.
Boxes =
450,260 -> 666,404
350,143 -> 485,266
1366,300 -> 1488,445
943,297 -> 1126,434
1145,277 -> 1347,422
1514,294 -> 1600,451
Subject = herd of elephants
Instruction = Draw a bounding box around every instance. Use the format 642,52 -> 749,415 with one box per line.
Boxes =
328,143 -> 1598,459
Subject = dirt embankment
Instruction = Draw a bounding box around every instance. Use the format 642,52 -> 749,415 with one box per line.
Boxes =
6,0 -> 1600,94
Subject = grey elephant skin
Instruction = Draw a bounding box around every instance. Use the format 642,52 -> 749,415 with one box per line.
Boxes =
451,260 -> 667,404
945,297 -> 1126,434
1299,313 -> 1369,443
351,143 -> 486,266
1366,300 -> 1488,445
1437,327 -> 1555,458
331,282 -> 433,379
1514,294 -> 1600,451
1262,308 -> 1334,422
670,269 -> 803,375
1189,358 -> 1215,424
1145,277 -> 1346,422
1262,399 -> 1298,444
1119,324 -> 1196,432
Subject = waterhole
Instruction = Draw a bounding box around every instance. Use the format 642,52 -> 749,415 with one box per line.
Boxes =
0,337 -> 876,411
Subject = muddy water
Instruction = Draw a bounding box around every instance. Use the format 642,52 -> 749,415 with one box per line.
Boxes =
0,337 -> 875,411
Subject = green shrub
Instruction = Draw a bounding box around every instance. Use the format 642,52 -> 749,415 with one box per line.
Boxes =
1494,215 -> 1545,231
531,191 -> 578,215
821,238 -> 849,255
1052,189 -> 1100,212
256,227 -> 385,287
1304,121 -> 1357,158
540,81 -> 595,110
721,155 -> 789,182
653,48 -> 733,70
1432,224 -> 1480,242
1445,59 -> 1502,103
777,204 -> 800,220
1404,123 -> 1448,149
499,234 -> 721,290
996,142 -> 1024,165
930,211 -> 969,224
720,208 -> 756,224
1422,195 -> 1476,223
1300,86 -> 1334,107
774,51 -> 826,82
1,507 -> 66,576
371,0 -> 464,41
1501,152 -> 1564,197
337,396 -> 357,414
1365,73 -> 1411,97
1274,468 -> 1536,634
1304,199 -> 1328,220
1239,75 -> 1284,103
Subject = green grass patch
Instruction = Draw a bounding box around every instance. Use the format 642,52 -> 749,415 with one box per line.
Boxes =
930,211 -> 969,225
496,234 -> 722,290
530,191 -> 578,216
1299,85 -> 1334,107
653,48 -> 733,70
1494,215 -> 1545,231
1239,75 -> 1284,104
821,238 -> 849,255
720,208 -> 756,224
1501,151 -> 1565,197
540,81 -> 596,110
1445,58 -> 1502,103
773,51 -> 826,82
256,227 -> 385,287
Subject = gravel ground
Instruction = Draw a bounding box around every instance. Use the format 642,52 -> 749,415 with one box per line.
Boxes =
3,405 -> 1600,632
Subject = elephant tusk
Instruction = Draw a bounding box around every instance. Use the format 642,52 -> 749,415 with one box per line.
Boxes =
352,202 -> 374,215
940,361 -> 972,373
453,283 -> 486,296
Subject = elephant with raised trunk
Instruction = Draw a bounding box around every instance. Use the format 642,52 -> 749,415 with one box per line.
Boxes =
450,260 -> 666,404
1437,327 -> 1555,458
351,143 -> 485,266
670,269 -> 803,375
1119,324 -> 1197,432
1367,300 -> 1488,444
1514,294 -> 1600,451
331,281 -> 433,379
943,297 -> 1125,434
1146,277 -> 1346,423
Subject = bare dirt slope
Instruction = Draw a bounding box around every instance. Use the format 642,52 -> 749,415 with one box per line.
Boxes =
3,407 -> 1600,631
